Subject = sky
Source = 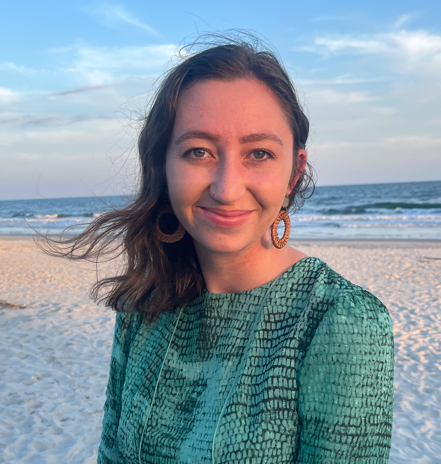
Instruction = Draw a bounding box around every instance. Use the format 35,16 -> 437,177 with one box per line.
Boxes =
1,0 -> 440,200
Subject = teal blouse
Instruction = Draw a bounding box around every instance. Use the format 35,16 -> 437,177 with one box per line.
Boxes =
98,257 -> 394,464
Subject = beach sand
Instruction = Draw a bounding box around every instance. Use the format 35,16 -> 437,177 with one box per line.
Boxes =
0,236 -> 440,463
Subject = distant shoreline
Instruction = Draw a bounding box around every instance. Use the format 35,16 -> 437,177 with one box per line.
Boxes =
1,234 -> 440,246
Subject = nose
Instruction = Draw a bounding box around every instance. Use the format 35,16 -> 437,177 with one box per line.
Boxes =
210,154 -> 246,205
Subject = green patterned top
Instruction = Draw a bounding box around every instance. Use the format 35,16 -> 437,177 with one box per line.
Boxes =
98,257 -> 394,464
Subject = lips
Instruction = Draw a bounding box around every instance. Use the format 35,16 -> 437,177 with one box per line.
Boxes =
195,206 -> 253,228
201,207 -> 251,217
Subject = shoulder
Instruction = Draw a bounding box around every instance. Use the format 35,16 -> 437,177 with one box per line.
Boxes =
296,259 -> 395,380
283,256 -> 393,340
306,259 -> 394,361
293,256 -> 390,312
318,260 -> 392,334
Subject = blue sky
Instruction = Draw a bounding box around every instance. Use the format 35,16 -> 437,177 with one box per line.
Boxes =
1,1 -> 440,200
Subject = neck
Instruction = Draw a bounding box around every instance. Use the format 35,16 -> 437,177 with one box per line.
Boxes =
194,230 -> 307,294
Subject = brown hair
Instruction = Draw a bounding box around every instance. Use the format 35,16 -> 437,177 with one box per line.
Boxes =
38,32 -> 315,322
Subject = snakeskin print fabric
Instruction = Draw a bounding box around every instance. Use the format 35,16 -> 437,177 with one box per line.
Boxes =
98,257 -> 394,463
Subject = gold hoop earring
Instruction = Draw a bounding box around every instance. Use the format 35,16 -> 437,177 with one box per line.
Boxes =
271,196 -> 291,249
155,205 -> 186,243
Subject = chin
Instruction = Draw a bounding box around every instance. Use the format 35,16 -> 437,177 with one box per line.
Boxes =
193,233 -> 256,254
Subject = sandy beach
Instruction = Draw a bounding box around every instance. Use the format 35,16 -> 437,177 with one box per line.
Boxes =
0,236 -> 440,464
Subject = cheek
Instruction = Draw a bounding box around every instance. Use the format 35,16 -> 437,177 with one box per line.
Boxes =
166,159 -> 186,203
251,167 -> 291,208
166,159 -> 206,217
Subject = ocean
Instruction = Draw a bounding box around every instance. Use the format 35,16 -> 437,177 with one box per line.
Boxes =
0,180 -> 440,240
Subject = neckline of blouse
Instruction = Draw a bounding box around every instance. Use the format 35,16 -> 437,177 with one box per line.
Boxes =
200,256 -> 320,300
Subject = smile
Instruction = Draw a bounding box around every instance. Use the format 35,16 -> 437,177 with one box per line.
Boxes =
195,207 -> 253,228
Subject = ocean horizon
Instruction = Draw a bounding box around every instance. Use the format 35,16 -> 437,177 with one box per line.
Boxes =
1,180 -> 440,240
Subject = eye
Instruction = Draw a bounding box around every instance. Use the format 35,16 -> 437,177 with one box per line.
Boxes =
251,150 -> 272,160
190,148 -> 207,158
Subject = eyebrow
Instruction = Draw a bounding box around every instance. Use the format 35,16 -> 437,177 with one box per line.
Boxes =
175,131 -> 219,145
174,130 -> 284,147
239,132 -> 283,147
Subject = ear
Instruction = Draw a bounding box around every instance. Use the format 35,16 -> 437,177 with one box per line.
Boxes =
287,149 -> 307,195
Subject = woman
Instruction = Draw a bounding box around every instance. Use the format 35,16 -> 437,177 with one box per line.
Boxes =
45,35 -> 394,463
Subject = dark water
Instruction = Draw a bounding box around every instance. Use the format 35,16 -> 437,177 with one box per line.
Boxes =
0,181 -> 440,239
291,180 -> 441,239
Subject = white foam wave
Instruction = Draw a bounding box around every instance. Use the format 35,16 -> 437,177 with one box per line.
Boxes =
295,215 -> 441,223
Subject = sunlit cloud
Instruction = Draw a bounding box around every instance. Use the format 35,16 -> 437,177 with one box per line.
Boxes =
0,112 -> 113,128
82,3 -> 158,36
64,43 -> 176,85
301,28 -> 441,69
394,12 -> 421,29
0,87 -> 21,103
16,153 -> 43,160
0,62 -> 36,73
306,89 -> 377,105
304,36 -> 386,55
315,136 -> 441,150
298,76 -> 387,87
392,30 -> 441,57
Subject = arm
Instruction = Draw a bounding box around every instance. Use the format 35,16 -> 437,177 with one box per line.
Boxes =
97,312 -> 141,464
296,288 -> 394,463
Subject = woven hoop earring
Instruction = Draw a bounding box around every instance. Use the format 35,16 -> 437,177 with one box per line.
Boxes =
155,205 -> 186,243
271,210 -> 291,249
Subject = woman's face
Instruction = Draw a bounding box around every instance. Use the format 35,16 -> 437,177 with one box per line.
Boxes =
166,78 -> 305,255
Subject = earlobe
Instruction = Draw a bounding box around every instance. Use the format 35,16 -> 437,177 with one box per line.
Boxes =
287,149 -> 307,194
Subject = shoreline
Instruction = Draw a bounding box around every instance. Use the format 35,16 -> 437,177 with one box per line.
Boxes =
1,233 -> 440,245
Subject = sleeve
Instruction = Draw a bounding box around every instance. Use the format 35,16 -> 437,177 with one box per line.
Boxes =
97,312 -> 140,464
296,287 -> 395,463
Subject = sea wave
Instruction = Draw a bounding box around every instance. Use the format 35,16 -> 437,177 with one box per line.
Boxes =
295,214 -> 441,222
6,213 -> 99,219
321,202 -> 441,215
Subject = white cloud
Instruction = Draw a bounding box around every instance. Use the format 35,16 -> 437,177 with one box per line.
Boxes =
83,3 -> 158,35
307,89 -> 376,105
391,30 -> 441,56
300,28 -> 441,83
309,36 -> 386,55
314,136 -> 441,150
302,29 -> 441,63
383,135 -> 441,148
394,12 -> 421,29
0,112 -> 113,129
66,43 -> 176,85
16,153 -> 42,160
0,119 -> 122,146
0,62 -> 36,73
298,75 -> 386,86
0,87 -> 21,103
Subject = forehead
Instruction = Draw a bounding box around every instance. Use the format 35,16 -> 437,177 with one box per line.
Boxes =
172,79 -> 292,139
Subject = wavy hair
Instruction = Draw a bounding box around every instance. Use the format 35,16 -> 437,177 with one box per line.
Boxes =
38,32 -> 316,322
